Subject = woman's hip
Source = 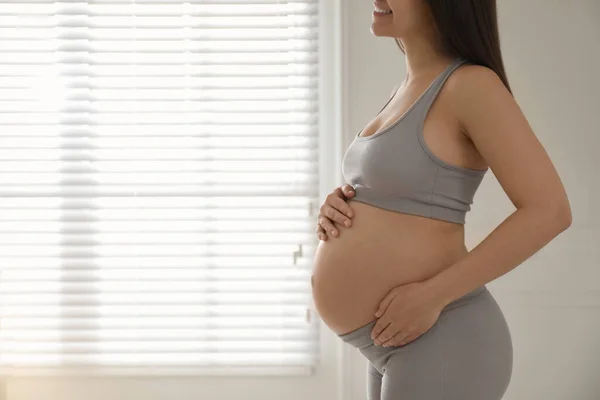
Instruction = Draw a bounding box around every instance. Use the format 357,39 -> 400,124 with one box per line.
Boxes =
338,285 -> 513,395
337,285 -> 497,349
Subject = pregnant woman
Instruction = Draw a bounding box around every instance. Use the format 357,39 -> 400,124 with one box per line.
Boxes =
311,1 -> 572,399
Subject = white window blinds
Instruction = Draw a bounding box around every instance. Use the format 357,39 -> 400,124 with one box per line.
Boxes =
0,0 -> 320,374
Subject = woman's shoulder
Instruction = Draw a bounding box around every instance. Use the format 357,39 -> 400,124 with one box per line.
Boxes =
445,62 -> 511,117
449,62 -> 504,95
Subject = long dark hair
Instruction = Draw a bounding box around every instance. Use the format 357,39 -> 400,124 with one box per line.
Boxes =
395,0 -> 512,95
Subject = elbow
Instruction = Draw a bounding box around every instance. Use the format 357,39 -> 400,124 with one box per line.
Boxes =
552,202 -> 572,232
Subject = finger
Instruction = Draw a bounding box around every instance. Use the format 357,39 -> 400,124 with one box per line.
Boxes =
334,184 -> 353,199
319,211 -> 348,235
341,184 -> 356,199
375,290 -> 397,318
383,330 -> 410,347
396,331 -> 419,347
337,189 -> 355,218
374,323 -> 400,346
314,221 -> 326,238
370,318 -> 391,341
315,224 -> 327,241
325,192 -> 354,221
323,195 -> 354,225
318,215 -> 339,238
325,205 -> 352,228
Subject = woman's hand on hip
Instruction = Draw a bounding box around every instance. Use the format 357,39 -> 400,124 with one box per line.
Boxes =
316,184 -> 356,241
370,281 -> 446,347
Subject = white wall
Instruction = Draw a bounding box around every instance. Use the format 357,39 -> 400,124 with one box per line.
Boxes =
340,1 -> 600,399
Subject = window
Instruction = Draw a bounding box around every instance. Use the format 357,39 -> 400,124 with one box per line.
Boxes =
0,0 -> 319,375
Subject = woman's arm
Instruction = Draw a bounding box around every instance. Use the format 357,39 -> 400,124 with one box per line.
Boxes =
424,64 -> 572,306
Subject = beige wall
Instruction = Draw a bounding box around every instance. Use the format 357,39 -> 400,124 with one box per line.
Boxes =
341,1 -> 600,399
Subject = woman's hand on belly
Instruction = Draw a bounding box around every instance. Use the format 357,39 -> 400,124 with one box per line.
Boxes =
370,280 -> 447,347
316,184 -> 356,241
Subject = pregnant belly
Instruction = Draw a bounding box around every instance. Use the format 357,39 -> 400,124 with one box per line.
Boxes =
311,200 -> 469,335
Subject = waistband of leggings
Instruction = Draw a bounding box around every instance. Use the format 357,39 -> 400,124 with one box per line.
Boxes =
337,285 -> 489,349
338,319 -> 377,349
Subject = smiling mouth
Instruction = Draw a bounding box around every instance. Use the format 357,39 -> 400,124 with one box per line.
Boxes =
373,3 -> 393,15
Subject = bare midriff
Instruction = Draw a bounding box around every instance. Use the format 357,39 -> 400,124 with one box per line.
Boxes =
311,199 -> 470,336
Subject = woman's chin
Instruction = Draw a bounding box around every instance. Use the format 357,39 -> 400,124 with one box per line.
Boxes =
371,28 -> 397,38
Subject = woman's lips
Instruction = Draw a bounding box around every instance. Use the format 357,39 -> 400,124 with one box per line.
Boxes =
373,1 -> 393,15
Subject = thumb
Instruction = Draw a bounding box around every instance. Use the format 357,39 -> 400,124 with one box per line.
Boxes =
375,289 -> 397,318
343,184 -> 356,198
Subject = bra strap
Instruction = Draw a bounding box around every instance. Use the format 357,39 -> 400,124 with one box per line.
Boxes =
418,57 -> 468,115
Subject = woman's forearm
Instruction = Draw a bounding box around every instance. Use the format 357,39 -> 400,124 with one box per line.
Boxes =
424,205 -> 572,307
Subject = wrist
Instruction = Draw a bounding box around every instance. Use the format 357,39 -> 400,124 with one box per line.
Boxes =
421,274 -> 456,308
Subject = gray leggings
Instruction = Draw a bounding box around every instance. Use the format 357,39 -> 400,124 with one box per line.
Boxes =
339,285 -> 513,400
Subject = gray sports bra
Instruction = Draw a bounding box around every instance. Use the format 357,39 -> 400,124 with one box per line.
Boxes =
341,57 -> 488,224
